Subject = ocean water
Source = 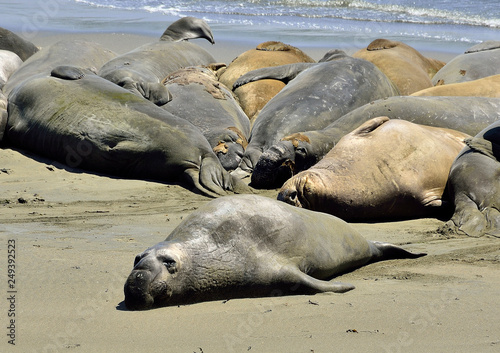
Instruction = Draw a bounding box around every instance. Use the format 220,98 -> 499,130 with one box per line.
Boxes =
1,0 -> 499,54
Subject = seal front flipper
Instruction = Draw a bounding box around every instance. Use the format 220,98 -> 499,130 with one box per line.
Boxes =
278,265 -> 355,293
465,136 -> 500,160
51,66 -> 88,80
233,63 -> 315,89
119,78 -> 173,106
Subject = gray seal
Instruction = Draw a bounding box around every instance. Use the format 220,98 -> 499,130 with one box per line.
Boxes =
161,66 -> 250,171
6,66 -> 239,197
252,96 -> 500,188
233,50 -> 399,184
443,119 -> 500,237
432,40 -> 500,85
0,27 -> 39,61
98,16 -> 216,102
124,194 -> 425,310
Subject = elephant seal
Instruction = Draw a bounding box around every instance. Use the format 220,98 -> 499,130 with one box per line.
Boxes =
432,40 -> 500,85
234,50 -> 399,183
161,65 -> 250,171
0,50 -> 23,89
98,16 -> 216,102
6,66 -> 238,197
0,91 -> 7,141
2,39 -> 116,95
252,96 -> 500,188
278,117 -> 469,222
353,38 -> 445,95
0,27 -> 39,61
412,74 -> 500,98
124,194 -> 425,309
218,41 -> 315,123
443,119 -> 500,237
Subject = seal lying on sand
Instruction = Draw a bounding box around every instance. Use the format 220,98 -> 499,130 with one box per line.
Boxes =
124,194 -> 425,310
0,49 -> 23,89
353,38 -> 445,95
412,74 -> 500,98
161,66 -> 250,171
252,96 -> 500,188
98,16 -> 216,102
444,119 -> 500,237
233,50 -> 399,182
278,117 -> 469,222
6,66 -> 238,197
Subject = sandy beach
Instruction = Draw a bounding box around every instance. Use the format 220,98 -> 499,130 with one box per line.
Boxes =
1,31 -> 499,352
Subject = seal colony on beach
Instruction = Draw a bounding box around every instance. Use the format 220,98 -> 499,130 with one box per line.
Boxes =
1,17 -> 499,312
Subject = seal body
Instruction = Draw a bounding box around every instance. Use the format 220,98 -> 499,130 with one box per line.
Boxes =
98,17 -> 216,97
412,74 -> 500,98
252,96 -> 500,188
432,41 -> 500,85
0,27 -> 39,61
278,117 -> 469,221
445,119 -> 500,237
124,194 -> 425,310
218,41 -> 315,123
2,39 -> 116,95
161,66 -> 250,171
0,49 -> 23,89
6,66 -> 235,197
353,38 -> 445,95
234,51 -> 398,181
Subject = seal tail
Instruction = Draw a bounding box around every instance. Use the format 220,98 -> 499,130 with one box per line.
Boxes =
369,241 -> 426,262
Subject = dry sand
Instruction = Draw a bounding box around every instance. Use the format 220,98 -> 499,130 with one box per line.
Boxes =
1,32 -> 499,352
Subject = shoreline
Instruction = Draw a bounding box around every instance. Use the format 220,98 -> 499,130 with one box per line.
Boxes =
27,30 -> 460,64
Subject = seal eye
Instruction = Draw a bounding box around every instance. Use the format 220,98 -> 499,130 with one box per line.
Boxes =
158,256 -> 177,274
133,254 -> 142,267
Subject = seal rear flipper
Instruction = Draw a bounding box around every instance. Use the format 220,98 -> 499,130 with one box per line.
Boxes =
160,16 -> 215,44
369,241 -> 426,262
448,200 -> 500,238
279,265 -> 355,293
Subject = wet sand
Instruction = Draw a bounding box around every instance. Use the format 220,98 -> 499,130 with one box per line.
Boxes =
1,32 -> 499,352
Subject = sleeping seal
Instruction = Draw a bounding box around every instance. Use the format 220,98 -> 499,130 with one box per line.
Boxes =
6,66 -> 238,197
124,194 -> 425,310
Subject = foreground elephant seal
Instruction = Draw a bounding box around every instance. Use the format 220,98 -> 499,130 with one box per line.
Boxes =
0,49 -> 23,88
98,16 -> 216,101
353,38 -> 445,95
161,66 -> 250,171
124,194 -> 425,309
432,40 -> 500,85
444,119 -> 500,237
278,117 -> 469,222
218,41 -> 315,123
6,66 -> 236,197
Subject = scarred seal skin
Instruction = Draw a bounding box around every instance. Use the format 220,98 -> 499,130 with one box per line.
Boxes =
124,194 -> 425,310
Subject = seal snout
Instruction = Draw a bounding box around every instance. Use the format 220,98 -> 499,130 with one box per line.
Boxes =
124,253 -> 162,310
